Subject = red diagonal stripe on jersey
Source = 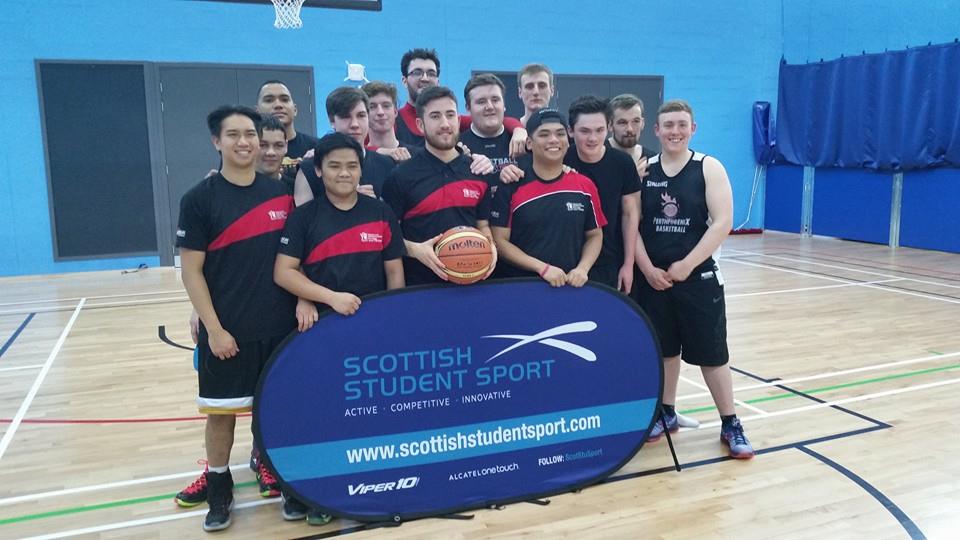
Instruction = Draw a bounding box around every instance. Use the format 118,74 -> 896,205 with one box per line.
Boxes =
305,221 -> 392,265
404,179 -> 488,220
511,173 -> 608,228
208,195 -> 293,251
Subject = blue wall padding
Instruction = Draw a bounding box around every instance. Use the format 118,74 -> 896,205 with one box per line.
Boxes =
812,168 -> 891,244
900,168 -> 960,253
764,164 -> 804,233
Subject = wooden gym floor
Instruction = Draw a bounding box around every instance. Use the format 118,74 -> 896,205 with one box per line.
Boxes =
0,231 -> 957,539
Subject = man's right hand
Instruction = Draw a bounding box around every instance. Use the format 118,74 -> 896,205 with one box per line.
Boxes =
636,156 -> 650,179
412,234 -> 448,281
642,267 -> 674,291
208,327 -> 239,360
189,310 -> 200,345
499,164 -> 525,184
378,146 -> 411,162
541,265 -> 567,287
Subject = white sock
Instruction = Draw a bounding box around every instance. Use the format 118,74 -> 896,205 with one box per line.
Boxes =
209,465 -> 229,474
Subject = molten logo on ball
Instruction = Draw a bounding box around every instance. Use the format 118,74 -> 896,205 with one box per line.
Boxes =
434,226 -> 494,285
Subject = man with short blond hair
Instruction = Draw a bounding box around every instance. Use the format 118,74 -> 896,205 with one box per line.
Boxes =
518,63 -> 555,125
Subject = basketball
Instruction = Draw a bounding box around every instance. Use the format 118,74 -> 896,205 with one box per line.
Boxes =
434,226 -> 494,285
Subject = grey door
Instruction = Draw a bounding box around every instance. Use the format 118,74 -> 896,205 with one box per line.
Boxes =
476,71 -> 663,153
157,64 -> 315,264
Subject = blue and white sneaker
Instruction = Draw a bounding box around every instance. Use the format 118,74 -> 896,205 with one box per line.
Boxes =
720,418 -> 755,459
647,413 -> 679,442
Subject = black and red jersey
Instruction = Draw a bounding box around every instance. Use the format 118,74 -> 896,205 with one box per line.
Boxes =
176,173 -> 296,340
490,170 -> 607,276
564,147 -> 641,269
395,102 -> 524,147
381,150 -> 494,285
278,194 -> 405,298
300,149 -> 395,199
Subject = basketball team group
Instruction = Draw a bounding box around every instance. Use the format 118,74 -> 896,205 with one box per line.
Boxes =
175,47 -> 755,532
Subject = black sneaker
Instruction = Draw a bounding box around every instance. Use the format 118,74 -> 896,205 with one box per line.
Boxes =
175,460 -> 208,508
307,508 -> 333,526
281,493 -> 308,521
203,470 -> 235,532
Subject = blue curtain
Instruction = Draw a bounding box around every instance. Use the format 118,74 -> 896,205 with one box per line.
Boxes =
776,41 -> 960,171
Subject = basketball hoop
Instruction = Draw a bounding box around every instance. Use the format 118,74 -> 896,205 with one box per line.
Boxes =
271,0 -> 306,29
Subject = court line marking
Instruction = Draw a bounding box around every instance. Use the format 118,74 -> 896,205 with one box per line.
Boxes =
680,363 -> 959,415
0,364 -> 44,374
726,248 -> 960,290
0,313 -> 36,358
796,446 -> 924,540
0,461 -> 250,507
724,258 -> 960,305
678,350 -> 960,401
0,289 -> 184,308
678,375 -> 768,415
696,376 -> 960,429
4,363 -> 950,511
18,498 -> 279,540
0,300 -> 85,465
726,278 -> 903,298
0,296 -> 189,316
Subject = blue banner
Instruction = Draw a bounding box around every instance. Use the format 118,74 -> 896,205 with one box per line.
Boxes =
254,279 -> 662,522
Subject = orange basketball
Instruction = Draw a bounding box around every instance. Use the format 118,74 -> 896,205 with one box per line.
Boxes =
434,226 -> 493,285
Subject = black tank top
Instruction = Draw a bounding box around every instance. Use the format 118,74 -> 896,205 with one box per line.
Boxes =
640,150 -> 715,275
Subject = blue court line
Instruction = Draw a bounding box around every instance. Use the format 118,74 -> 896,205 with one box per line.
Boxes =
796,446 -> 926,540
0,313 -> 35,359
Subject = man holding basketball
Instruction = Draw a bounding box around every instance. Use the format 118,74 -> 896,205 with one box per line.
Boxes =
490,109 -> 605,286
634,99 -> 753,459
382,86 -> 498,286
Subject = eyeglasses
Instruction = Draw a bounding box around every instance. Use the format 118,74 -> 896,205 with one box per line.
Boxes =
407,69 -> 438,79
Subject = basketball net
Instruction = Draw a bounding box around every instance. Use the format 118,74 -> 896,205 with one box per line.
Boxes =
271,0 -> 305,29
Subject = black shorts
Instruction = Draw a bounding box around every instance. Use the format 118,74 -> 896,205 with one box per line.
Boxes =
633,269 -> 729,367
196,329 -> 287,414
588,264 -> 619,289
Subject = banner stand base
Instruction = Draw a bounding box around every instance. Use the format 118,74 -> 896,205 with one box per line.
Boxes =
525,498 -> 551,506
438,513 -> 475,520
660,408 -> 683,472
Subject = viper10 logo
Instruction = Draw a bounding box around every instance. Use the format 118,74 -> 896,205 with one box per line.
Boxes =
347,476 -> 420,496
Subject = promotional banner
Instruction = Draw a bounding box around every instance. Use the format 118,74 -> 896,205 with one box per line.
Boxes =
254,280 -> 662,522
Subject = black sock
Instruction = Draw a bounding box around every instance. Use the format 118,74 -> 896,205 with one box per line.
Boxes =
720,414 -> 737,427
662,404 -> 676,417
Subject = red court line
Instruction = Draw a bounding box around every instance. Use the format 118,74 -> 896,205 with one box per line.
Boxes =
0,413 -> 251,425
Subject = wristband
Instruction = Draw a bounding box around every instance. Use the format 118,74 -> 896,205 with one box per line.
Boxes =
539,264 -> 551,278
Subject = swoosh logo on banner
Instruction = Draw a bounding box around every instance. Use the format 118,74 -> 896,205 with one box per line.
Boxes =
482,321 -> 598,362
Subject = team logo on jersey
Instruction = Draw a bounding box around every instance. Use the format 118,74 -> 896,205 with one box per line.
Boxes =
490,210 -> 500,219
360,232 -> 383,243
462,188 -> 481,200
661,193 -> 679,218
280,236 -> 289,245
268,210 -> 288,221
566,202 -> 585,212
176,229 -> 186,238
